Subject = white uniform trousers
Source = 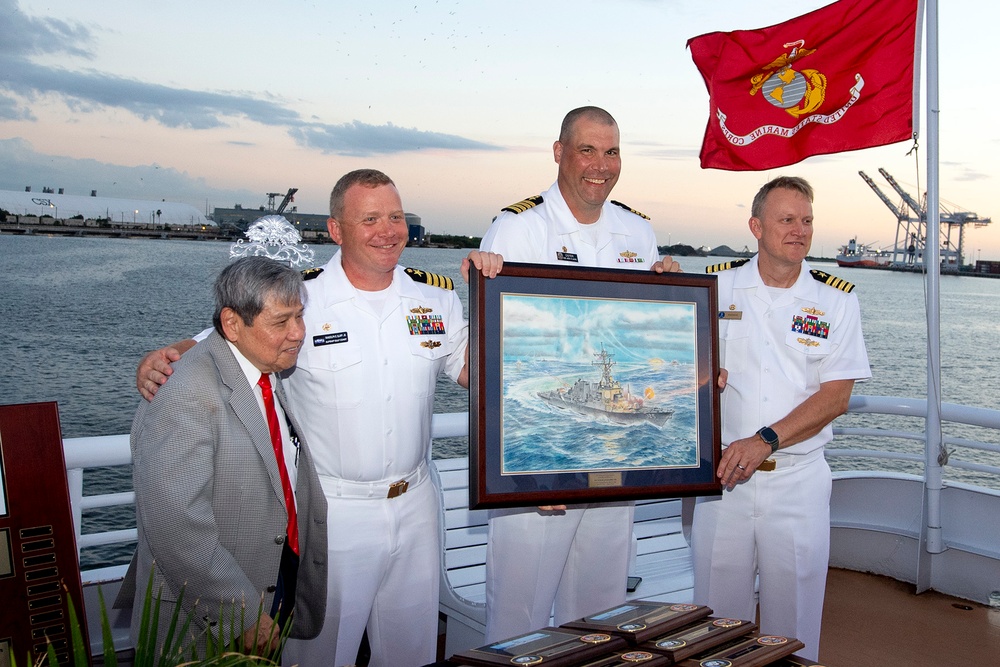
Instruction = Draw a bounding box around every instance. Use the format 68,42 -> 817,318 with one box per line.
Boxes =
283,472 -> 440,667
485,502 -> 633,642
691,454 -> 832,661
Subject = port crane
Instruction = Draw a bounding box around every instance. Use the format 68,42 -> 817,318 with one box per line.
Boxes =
858,169 -> 990,267
265,188 -> 298,215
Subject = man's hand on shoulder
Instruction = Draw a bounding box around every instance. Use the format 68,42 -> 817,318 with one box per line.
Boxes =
136,339 -> 196,401
652,255 -> 681,274
461,250 -> 504,283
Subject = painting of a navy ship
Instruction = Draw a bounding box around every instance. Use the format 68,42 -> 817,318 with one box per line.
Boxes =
498,293 -> 701,474
537,344 -> 673,428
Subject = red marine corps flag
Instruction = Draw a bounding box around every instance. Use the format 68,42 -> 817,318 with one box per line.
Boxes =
688,0 -> 920,171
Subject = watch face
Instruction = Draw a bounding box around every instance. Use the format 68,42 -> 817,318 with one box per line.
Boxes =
758,427 -> 779,448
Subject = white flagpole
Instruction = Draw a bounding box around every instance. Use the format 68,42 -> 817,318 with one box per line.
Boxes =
920,0 -> 944,591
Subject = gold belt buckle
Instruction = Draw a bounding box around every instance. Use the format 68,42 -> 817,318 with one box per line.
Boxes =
387,479 -> 409,498
757,459 -> 777,472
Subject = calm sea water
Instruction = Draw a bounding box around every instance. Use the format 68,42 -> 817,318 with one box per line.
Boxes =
1,234 -> 998,567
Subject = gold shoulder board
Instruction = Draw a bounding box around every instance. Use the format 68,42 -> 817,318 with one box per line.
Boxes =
610,200 -> 651,220
301,267 -> 324,281
501,195 -> 543,214
405,267 -> 455,290
705,258 -> 750,274
810,269 -> 855,293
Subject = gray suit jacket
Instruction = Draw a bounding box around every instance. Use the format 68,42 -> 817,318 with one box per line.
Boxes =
118,330 -> 327,654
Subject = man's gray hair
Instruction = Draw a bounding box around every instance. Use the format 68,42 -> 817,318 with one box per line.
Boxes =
212,256 -> 304,332
329,169 -> 396,219
751,176 -> 814,219
559,106 -> 617,144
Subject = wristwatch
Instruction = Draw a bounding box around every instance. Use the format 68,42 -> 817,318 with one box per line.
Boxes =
756,426 -> 780,454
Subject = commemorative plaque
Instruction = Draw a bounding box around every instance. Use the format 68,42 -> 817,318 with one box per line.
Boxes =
0,402 -> 89,666
567,650 -> 672,666
450,627 -> 627,667
638,617 -> 756,662
561,601 -> 713,644
674,633 -> 805,667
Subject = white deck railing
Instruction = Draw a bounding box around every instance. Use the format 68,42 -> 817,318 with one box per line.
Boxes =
62,396 -> 1000,654
64,396 -> 1000,580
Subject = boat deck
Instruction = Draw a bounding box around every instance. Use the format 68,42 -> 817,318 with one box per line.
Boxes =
820,567 -> 1000,665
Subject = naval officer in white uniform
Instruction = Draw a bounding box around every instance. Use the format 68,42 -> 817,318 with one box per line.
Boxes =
479,106 -> 679,641
692,176 -> 871,661
135,169 -> 503,667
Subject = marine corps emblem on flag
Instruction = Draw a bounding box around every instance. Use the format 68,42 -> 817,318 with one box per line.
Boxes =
716,38 -> 864,149
750,40 -> 825,118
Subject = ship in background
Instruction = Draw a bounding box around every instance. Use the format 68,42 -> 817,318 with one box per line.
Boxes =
835,237 -> 893,268
537,344 -> 673,428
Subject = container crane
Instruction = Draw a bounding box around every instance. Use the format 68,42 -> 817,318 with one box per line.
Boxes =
858,171 -> 913,265
265,188 -> 298,215
859,169 -> 991,268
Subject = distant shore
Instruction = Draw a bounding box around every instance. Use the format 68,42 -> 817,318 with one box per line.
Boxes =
4,219 -> 998,276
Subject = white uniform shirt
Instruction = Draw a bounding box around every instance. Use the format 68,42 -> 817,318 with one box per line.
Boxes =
283,251 -> 468,482
716,255 -> 871,455
480,181 -> 659,267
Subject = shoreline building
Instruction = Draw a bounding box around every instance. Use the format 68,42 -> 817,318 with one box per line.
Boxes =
0,187 -> 211,228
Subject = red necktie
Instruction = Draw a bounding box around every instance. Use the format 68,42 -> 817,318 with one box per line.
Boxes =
258,373 -> 299,555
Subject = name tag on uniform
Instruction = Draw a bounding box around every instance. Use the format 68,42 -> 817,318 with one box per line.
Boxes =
313,331 -> 348,346
719,311 -> 742,320
556,251 -> 579,262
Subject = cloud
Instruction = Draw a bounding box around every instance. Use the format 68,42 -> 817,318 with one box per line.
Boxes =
0,0 -> 95,60
0,0 -> 497,153
289,121 -> 500,156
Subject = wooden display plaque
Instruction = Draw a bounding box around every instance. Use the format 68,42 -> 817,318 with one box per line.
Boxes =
0,402 -> 89,665
675,633 -> 805,667
638,617 -> 756,662
561,601 -> 713,644
568,650 -> 673,666
450,627 -> 627,667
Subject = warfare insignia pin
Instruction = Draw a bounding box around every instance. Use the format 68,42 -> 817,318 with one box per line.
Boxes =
618,250 -> 644,264
420,340 -> 442,349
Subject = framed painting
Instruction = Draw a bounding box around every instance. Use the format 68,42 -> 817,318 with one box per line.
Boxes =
469,262 -> 722,509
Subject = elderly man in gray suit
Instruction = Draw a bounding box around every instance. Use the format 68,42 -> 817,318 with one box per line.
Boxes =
123,256 -> 327,658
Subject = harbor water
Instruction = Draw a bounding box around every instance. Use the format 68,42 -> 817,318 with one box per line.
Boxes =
1,234 -> 998,567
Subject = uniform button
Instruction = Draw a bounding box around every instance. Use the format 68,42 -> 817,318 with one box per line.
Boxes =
386,428 -> 393,436
274,535 -> 285,545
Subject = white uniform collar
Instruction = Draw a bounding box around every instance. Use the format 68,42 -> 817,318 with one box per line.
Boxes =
545,182 -> 633,239
319,249 -> 427,306
736,254 -> 822,304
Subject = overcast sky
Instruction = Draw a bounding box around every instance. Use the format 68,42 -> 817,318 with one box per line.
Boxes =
2,0 -> 997,258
